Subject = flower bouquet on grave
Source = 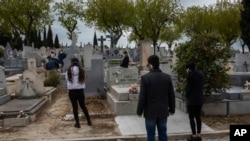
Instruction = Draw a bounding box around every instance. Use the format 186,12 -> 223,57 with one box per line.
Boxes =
17,110 -> 28,118
128,83 -> 139,94
244,81 -> 250,90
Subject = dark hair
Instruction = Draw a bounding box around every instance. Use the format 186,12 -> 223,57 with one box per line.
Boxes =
67,58 -> 85,83
147,55 -> 159,69
186,62 -> 196,71
123,51 -> 128,54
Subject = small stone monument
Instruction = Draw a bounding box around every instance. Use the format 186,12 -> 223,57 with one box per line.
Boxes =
0,66 -> 11,105
16,70 -> 46,98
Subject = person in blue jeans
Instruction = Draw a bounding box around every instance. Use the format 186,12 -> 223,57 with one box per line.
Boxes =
137,55 -> 175,141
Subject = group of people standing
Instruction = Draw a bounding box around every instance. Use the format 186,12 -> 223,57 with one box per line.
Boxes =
63,50 -> 203,141
137,55 -> 204,141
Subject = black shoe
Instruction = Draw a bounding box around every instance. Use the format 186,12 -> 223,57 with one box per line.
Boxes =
87,121 -> 92,126
187,136 -> 197,141
74,123 -> 80,128
197,136 -> 202,141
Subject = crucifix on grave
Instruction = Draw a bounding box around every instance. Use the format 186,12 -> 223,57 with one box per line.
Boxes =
106,32 -> 118,57
98,36 -> 106,53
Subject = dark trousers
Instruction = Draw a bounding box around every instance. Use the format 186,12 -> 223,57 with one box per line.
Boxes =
188,105 -> 202,135
68,89 -> 91,125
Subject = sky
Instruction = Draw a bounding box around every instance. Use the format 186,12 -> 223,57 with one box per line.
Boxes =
51,0 -> 218,48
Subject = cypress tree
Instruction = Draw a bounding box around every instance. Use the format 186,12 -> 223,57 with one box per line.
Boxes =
93,31 -> 98,49
43,26 -> 47,47
54,34 -> 60,48
47,25 -> 53,48
38,31 -> 42,48
240,0 -> 250,51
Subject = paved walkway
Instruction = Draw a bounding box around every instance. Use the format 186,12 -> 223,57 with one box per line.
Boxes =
51,109 -> 229,141
115,109 -> 213,136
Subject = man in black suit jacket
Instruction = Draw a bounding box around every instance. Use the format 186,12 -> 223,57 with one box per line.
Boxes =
137,55 -> 175,141
186,62 -> 204,141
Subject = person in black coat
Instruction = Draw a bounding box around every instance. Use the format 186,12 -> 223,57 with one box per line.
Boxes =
186,62 -> 204,141
137,55 -> 175,141
120,51 -> 129,68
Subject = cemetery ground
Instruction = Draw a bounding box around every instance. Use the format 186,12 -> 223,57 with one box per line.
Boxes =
0,87 -> 250,140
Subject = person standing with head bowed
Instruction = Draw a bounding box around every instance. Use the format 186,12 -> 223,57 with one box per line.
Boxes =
137,55 -> 175,141
186,62 -> 204,141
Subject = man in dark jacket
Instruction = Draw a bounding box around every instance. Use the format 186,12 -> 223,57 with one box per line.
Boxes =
137,55 -> 175,141
186,62 -> 204,141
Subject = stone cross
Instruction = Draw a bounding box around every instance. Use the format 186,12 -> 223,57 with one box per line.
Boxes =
20,78 -> 36,98
106,32 -> 118,57
98,35 -> 106,53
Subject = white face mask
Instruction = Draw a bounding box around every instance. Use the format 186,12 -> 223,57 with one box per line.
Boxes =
186,68 -> 190,73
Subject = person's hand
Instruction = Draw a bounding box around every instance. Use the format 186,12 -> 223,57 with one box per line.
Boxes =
137,113 -> 142,117
169,112 -> 174,116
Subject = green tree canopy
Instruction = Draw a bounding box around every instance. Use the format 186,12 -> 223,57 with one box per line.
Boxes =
0,0 -> 53,46
180,1 -> 241,48
213,0 -> 241,48
47,25 -> 54,47
53,0 -> 85,40
129,0 -> 182,54
54,34 -> 60,48
84,0 -> 134,44
173,32 -> 231,95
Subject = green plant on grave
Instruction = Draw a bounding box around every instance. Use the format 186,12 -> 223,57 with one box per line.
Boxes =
172,32 -> 231,96
44,70 -> 61,87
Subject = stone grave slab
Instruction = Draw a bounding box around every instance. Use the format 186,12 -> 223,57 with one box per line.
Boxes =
0,88 -> 6,96
0,98 -> 47,115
